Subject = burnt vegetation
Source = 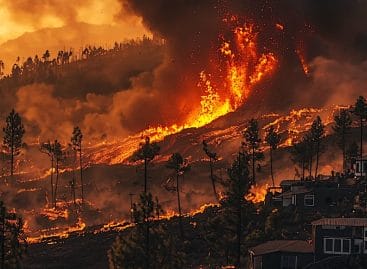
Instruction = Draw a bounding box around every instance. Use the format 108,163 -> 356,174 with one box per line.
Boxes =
0,95 -> 362,268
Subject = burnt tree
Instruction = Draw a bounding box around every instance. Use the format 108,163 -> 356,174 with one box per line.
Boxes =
71,126 -> 84,204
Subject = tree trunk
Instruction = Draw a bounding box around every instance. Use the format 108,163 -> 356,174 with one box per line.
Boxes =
270,148 -> 274,187
144,158 -> 147,194
309,155 -> 313,179
342,133 -> 346,172
10,144 -> 14,179
315,142 -> 320,179
302,160 -> 305,181
50,157 -> 54,207
54,159 -> 59,208
237,153 -> 242,268
209,158 -> 218,201
252,147 -> 256,184
146,217 -> 150,269
176,170 -> 183,238
0,206 -> 5,269
80,145 -> 84,204
360,116 -> 363,167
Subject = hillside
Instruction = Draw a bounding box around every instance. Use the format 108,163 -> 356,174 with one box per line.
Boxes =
0,22 -> 150,73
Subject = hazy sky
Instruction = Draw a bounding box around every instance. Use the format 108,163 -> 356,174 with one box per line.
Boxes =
0,0 -> 146,44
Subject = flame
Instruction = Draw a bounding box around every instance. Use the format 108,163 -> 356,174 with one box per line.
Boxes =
245,184 -> 268,203
296,45 -> 309,75
27,218 -> 86,244
85,21 -> 278,165
276,23 -> 284,31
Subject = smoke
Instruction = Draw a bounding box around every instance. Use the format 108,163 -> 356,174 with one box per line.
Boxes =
119,0 -> 367,114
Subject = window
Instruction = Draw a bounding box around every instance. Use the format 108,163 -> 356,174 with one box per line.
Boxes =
342,239 -> 350,253
304,195 -> 314,206
281,255 -> 297,269
364,162 -> 367,172
334,239 -> 342,252
357,163 -> 360,173
324,238 -> 351,254
325,238 -> 333,252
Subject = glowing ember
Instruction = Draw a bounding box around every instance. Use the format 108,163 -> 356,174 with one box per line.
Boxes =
296,46 -> 309,75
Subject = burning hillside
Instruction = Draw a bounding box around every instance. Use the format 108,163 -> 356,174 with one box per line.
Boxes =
0,2 -> 367,267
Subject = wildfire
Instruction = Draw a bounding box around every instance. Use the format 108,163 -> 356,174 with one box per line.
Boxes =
85,21 -> 278,165
27,217 -> 86,244
245,184 -> 268,203
221,24 -> 277,108
296,45 -> 309,75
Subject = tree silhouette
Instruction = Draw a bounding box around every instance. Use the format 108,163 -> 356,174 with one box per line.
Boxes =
132,137 -> 160,193
108,193 -> 186,269
333,109 -> 352,171
40,141 -> 55,206
0,201 -> 27,269
52,140 -> 63,208
265,126 -> 281,187
290,137 -> 311,180
353,96 -> 367,167
221,149 -> 253,268
202,140 -> 219,201
166,153 -> 186,238
244,119 -> 263,184
310,116 -> 325,178
71,126 -> 84,204
3,109 -> 25,180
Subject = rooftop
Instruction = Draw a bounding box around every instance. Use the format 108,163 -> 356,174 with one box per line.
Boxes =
312,218 -> 367,227
249,240 -> 313,256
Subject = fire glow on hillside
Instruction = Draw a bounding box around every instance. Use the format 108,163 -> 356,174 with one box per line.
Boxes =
93,20 -> 278,163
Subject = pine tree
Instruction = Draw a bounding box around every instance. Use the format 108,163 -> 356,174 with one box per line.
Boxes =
310,116 -> 325,178
221,150 -> 254,268
0,201 -> 27,269
353,96 -> 367,167
3,109 -> 25,180
132,137 -> 160,194
40,141 -> 55,206
166,153 -> 186,238
265,126 -> 281,187
108,193 -> 186,269
244,119 -> 263,184
71,126 -> 84,204
202,140 -> 219,201
333,109 -> 352,171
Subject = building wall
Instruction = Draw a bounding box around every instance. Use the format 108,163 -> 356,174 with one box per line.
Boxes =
313,225 -> 365,261
251,252 -> 314,269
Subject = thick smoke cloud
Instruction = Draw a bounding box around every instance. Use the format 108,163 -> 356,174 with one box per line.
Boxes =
4,0 -> 367,143
121,0 -> 367,113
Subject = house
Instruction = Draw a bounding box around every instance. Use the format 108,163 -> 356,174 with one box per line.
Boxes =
249,240 -> 314,269
353,157 -> 367,177
311,218 -> 367,261
270,180 -> 357,214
